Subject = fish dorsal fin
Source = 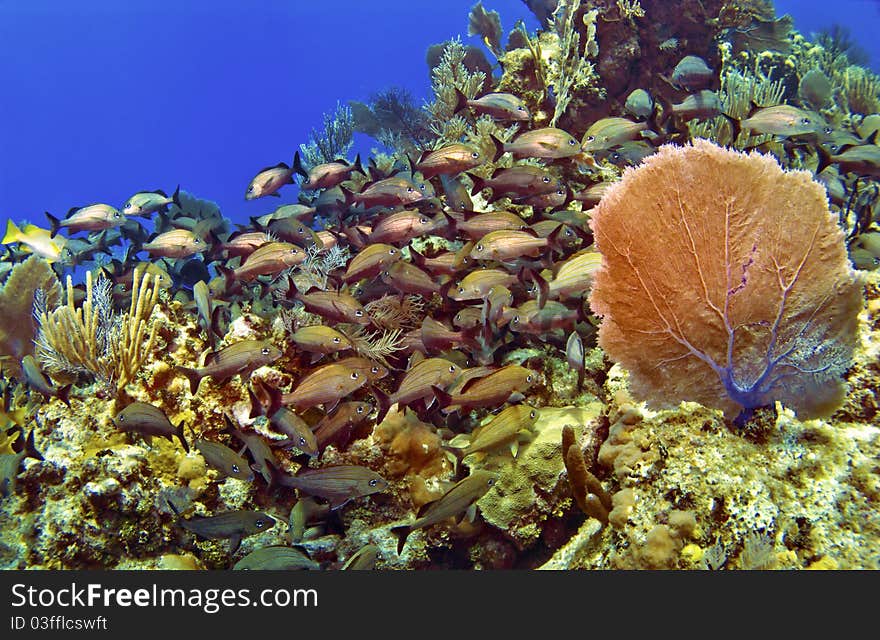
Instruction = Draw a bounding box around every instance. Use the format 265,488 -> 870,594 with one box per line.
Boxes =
151,189 -> 168,196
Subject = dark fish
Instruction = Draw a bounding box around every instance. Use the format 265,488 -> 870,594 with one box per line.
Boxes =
175,340 -> 282,394
233,545 -> 320,570
112,402 -> 189,452
454,89 -> 530,121
245,159 -> 296,200
468,166 -> 560,202
293,151 -> 364,190
288,497 -> 329,543
439,175 -> 474,211
391,470 -> 498,553
278,465 -> 388,509
313,401 -> 373,452
669,90 -> 722,121
669,55 -> 714,91
381,261 -> 439,298
20,355 -> 71,406
420,316 -> 477,353
624,89 -> 654,120
195,439 -> 254,481
270,407 -> 319,457
264,218 -> 323,249
293,290 -> 369,325
227,418 -> 280,485
509,299 -> 578,334
0,429 -> 42,498
514,186 -> 570,210
168,502 -> 275,554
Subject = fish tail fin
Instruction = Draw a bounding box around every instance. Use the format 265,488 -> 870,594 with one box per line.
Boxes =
293,151 -> 309,180
546,224 -> 565,255
371,386 -> 391,426
490,134 -> 505,163
174,365 -> 203,395
431,384 -> 452,410
166,498 -> 182,517
171,184 -> 182,209
815,141 -> 834,175
45,212 -> 61,238
340,186 -> 356,208
453,88 -> 469,115
176,421 -> 190,453
466,172 -> 486,197
2,219 -> 20,245
23,428 -> 43,462
390,524 -> 412,555
352,153 -> 365,177
57,384 -> 73,408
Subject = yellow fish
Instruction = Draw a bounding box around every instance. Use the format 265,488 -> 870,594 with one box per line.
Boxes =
2,220 -> 66,262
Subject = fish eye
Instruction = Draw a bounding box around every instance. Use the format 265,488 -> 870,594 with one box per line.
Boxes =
419,184 -> 425,190
611,152 -> 621,161
290,248 -> 299,254
389,248 -> 397,254
350,372 -> 359,380
823,126 -> 833,135
565,228 -> 573,237
458,287 -> 465,293
333,337 -> 341,343
512,316 -> 519,324
419,216 -> 428,224
530,410 -> 536,418
586,135 -> 595,142
261,347 -> 270,355
355,310 -> 364,317
517,106 -> 525,111
526,374 -> 533,382
487,478 -> 496,486
448,365 -> 456,372
118,415 -> 125,422
801,117 -> 811,125
407,187 -> 413,192
113,212 -> 121,218
299,437 -> 306,446
542,176 -> 551,183
232,464 -> 240,473
370,366 -> 379,374
255,519 -> 265,529
471,152 -> 480,158
247,186 -> 254,193
368,478 -> 378,487
357,405 -> 364,413
476,244 -> 483,252
568,139 -> 577,145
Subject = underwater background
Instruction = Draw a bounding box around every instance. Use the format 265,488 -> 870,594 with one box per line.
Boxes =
0,0 -> 879,570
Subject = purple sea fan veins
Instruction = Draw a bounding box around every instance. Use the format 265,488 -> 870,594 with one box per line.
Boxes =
588,139 -> 864,421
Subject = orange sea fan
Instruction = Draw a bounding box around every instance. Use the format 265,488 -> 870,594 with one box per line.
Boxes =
588,139 -> 863,421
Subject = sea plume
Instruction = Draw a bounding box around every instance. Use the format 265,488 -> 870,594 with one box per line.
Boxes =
589,139 -> 863,421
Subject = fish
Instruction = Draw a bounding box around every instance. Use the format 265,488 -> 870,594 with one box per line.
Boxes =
245,158 -> 297,200
500,128 -> 582,159
1,221 -> 66,262
509,299 -> 579,334
420,317 -> 477,353
570,181 -> 612,207
439,175 -> 474,211
214,231 -> 274,258
450,210 -> 528,240
468,166 -> 560,202
447,404 -> 539,458
448,268 -> 516,301
168,502 -> 275,554
668,90 -> 722,121
283,363 -> 368,412
566,331 -> 585,390
293,151 -> 364,190
313,400 -> 373,451
192,280 -> 222,349
233,545 -> 320,570
436,364 -> 537,413
669,55 -> 714,91
824,143 -> 880,178
269,407 -> 319,457
342,243 -> 402,282
454,89 -> 530,121
253,204 -> 317,227
412,143 -> 496,179
341,544 -> 379,570
514,185 -> 571,210
470,228 -> 561,262
624,89 -> 654,120
278,464 -> 389,509
582,117 -> 650,154
263,218 -> 323,249
381,261 -> 439,298
606,141 -> 655,167
0,429 -> 42,498
533,250 -> 602,304
410,248 -> 461,277
175,339 -> 282,394
332,356 -> 388,382
342,175 -> 428,209
369,210 -> 436,245
122,186 -> 181,217
290,325 -> 353,359
141,228 -> 209,259
232,241 -> 306,282
20,355 -> 72,406
293,289 -> 369,325
195,439 -> 255,481
738,105 -> 825,138
112,402 -> 190,452
390,470 -> 498,553
46,204 -> 124,237
227,418 -> 280,485
288,497 -> 329,543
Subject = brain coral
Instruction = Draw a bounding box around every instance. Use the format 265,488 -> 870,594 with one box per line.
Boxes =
589,139 -> 863,421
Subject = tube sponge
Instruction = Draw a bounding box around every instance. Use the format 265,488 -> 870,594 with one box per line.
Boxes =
589,139 -> 863,421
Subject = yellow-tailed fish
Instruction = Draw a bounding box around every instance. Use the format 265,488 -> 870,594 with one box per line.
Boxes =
2,221 -> 66,262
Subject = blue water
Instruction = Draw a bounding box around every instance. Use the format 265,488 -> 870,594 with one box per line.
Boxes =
0,0 -> 877,235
